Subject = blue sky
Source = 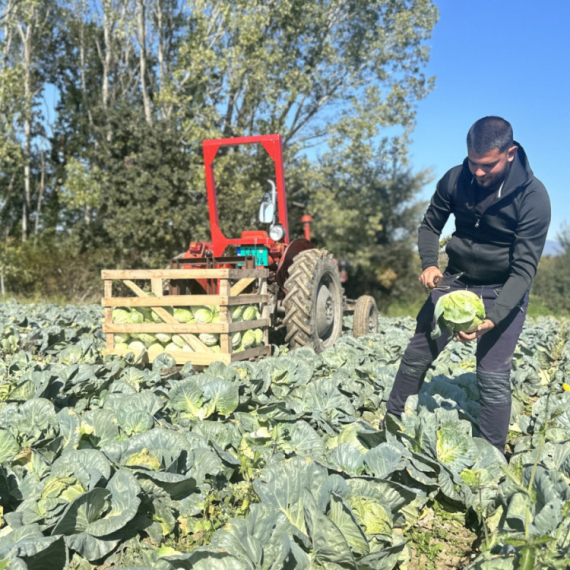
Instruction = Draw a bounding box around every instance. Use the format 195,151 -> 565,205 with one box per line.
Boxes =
409,0 -> 569,241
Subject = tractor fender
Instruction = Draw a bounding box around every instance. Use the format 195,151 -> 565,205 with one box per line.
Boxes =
276,238 -> 314,289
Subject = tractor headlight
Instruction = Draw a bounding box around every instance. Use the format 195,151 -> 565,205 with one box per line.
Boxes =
269,223 -> 285,242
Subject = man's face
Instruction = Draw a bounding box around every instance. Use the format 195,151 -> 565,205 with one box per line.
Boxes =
467,145 -> 518,188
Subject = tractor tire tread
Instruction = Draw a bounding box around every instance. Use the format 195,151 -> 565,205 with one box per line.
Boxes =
283,249 -> 344,352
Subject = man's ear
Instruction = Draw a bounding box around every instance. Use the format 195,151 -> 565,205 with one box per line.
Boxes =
507,145 -> 518,162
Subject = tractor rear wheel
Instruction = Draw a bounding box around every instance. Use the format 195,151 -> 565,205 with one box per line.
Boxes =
283,249 -> 344,353
353,295 -> 378,338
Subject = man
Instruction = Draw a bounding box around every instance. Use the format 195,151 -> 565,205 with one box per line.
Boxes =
385,116 -> 551,453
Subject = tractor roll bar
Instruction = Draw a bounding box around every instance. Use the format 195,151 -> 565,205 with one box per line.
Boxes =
202,134 -> 290,256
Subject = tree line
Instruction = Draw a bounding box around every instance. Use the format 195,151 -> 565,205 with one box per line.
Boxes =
0,0 -> 565,316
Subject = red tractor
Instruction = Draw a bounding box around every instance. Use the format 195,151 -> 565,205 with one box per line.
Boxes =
172,134 -> 378,353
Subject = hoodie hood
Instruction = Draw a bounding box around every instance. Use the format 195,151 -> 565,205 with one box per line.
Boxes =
461,141 -> 534,200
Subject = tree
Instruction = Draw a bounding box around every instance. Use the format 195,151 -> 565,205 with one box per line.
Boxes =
0,0 -> 57,242
304,132 -> 432,308
14,0 -> 54,240
531,227 -> 570,316
97,0 -> 438,263
1,0 -> 440,302
0,0 -> 27,241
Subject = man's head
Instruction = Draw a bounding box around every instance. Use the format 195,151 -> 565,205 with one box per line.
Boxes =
466,116 -> 518,189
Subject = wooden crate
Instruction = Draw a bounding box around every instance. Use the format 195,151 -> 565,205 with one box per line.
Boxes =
101,268 -> 272,366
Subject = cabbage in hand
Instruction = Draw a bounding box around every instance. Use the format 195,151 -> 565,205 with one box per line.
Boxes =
431,290 -> 485,339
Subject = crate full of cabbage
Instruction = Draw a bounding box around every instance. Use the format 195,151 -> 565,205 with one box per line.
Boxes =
101,267 -> 271,366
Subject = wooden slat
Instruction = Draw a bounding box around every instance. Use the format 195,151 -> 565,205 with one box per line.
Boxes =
260,278 -> 270,346
104,280 -> 114,351
228,318 -> 270,333
230,278 -> 256,296
101,294 -> 269,308
218,278 -> 231,354
228,269 -> 268,279
102,268 -> 268,280
103,295 -> 222,307
103,319 -> 271,334
229,295 -> 267,306
103,347 -> 232,366
230,345 -> 272,361
104,323 -> 224,333
151,278 -> 163,297
122,280 -> 212,352
103,269 -> 229,279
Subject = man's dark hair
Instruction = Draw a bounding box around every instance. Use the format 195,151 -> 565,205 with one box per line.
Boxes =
467,116 -> 513,154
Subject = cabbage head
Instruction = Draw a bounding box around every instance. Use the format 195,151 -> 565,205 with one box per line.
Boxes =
128,341 -> 147,357
112,308 -> 131,324
174,308 -> 194,323
130,309 -> 145,324
155,333 -> 172,344
164,340 -> 192,353
115,333 -> 130,344
114,342 -> 129,351
231,331 -> 242,349
125,448 -> 161,471
171,335 -> 187,348
241,329 -> 257,349
192,306 -> 213,323
39,476 -> 86,510
148,343 -> 164,355
432,290 -> 486,339
253,328 -> 264,346
231,306 -> 244,322
138,333 -> 157,347
199,333 -> 219,347
243,306 -> 260,321
58,345 -> 84,365
133,307 -> 152,322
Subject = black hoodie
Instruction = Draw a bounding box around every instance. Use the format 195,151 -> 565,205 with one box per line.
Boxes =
418,142 -> 551,325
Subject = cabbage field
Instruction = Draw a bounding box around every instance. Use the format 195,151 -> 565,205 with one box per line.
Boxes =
0,300 -> 569,570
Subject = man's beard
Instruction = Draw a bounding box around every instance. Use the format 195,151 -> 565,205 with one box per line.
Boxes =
475,163 -> 511,192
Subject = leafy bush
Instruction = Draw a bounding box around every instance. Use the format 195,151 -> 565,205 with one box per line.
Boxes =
0,235 -> 110,304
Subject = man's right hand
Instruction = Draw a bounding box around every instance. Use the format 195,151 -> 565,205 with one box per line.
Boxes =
419,266 -> 443,289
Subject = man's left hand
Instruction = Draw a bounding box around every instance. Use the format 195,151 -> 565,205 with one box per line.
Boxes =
455,319 -> 495,343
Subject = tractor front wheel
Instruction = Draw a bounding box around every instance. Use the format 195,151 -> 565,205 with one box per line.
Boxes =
353,295 -> 378,338
283,249 -> 344,353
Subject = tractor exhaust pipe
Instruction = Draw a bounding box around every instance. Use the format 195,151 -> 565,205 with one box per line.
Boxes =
302,215 -> 312,241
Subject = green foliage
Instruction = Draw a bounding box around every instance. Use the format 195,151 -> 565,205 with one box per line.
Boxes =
0,234 -> 110,303
526,295 -> 561,319
531,229 -> 570,317
0,302 -> 570,567
60,157 -> 103,211
405,525 -> 445,569
0,0 -> 440,305
310,146 -> 432,308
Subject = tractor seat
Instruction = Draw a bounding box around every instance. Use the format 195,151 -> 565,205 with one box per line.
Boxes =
240,230 -> 269,239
